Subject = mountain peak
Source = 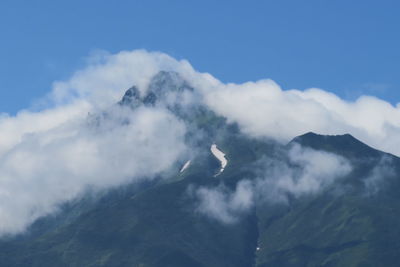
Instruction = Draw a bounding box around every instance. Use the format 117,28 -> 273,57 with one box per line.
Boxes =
118,86 -> 141,107
290,132 -> 382,158
118,71 -> 193,108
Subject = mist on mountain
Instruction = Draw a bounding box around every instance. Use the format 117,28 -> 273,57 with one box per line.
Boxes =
0,50 -> 399,266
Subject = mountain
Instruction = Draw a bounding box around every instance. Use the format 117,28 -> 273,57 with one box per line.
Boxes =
0,72 -> 400,267
258,132 -> 400,267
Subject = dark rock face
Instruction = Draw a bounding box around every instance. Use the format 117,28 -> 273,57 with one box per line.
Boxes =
142,91 -> 157,106
119,71 -> 194,110
118,86 -> 141,108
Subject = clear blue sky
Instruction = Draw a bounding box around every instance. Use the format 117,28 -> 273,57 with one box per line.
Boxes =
1,0 -> 399,114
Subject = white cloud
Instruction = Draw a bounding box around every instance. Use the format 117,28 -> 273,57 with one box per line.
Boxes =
0,105 -> 187,235
49,50 -> 197,109
363,155 -> 395,195
200,80 -> 400,157
0,101 -> 91,157
256,144 -> 352,202
193,180 -> 254,224
1,49 -> 400,234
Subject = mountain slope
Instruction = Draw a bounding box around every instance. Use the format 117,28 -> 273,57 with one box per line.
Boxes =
256,133 -> 400,267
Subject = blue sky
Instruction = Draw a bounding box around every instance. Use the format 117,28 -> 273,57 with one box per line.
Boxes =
1,0 -> 399,114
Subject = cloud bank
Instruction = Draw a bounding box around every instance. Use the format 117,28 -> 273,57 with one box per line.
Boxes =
0,49 -> 400,234
202,79 -> 400,157
0,105 -> 187,235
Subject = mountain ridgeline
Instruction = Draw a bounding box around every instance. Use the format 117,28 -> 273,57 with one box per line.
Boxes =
1,71 -> 400,267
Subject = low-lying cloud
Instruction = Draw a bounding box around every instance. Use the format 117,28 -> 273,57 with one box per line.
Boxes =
363,155 -> 395,196
193,144 -> 352,223
0,49 -> 399,234
191,180 -> 254,224
0,105 -> 187,235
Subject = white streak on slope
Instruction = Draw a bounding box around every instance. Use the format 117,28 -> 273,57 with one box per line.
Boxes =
210,144 -> 228,176
180,160 -> 191,173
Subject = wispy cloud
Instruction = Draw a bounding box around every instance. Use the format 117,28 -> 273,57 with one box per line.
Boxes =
192,144 -> 352,223
363,155 -> 395,196
190,180 -> 254,224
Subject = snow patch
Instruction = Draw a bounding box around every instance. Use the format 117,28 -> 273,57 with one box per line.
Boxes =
210,144 -> 228,176
180,160 -> 191,173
